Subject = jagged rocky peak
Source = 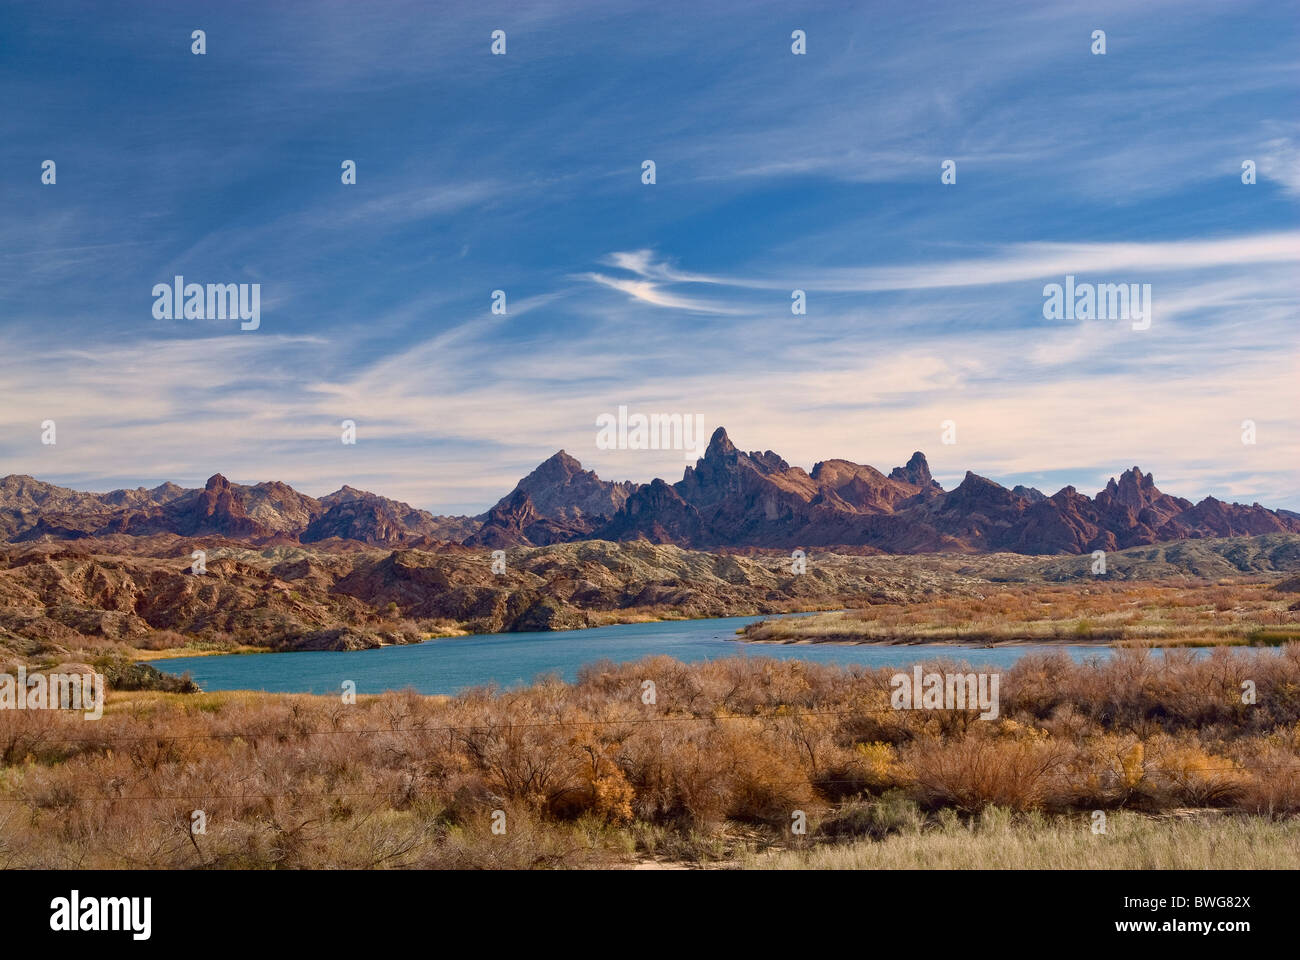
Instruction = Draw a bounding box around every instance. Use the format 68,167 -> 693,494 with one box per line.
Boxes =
958,470 -> 998,490
693,427 -> 787,475
1105,466 -> 1156,494
1012,484 -> 1047,503
1099,466 -> 1167,513
706,426 -> 735,455
531,450 -> 585,480
500,449 -> 634,522
196,474 -> 248,515
321,484 -> 368,503
889,451 -> 936,488
946,470 -> 1018,508
681,427 -> 750,493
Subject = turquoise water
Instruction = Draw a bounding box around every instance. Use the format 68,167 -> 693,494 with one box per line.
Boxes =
153,615 -> 1116,696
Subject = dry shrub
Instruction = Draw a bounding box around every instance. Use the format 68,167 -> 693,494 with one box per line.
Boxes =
907,734 -> 1068,812
1235,747 -> 1300,815
3,646 -> 1300,868
1054,735 -> 1146,809
1145,741 -> 1249,807
135,630 -> 190,651
716,720 -> 822,824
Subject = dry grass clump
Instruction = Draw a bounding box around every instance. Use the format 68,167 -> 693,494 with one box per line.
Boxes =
748,806 -> 1300,870
1,646 -> 1298,868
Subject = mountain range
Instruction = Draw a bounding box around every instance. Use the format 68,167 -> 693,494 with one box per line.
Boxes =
3,427 -> 1296,555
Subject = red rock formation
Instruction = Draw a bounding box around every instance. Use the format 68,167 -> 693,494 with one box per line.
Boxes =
3,428 -> 1297,555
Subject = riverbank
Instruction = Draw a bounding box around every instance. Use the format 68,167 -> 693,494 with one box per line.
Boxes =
736,579 -> 1299,647
130,607 -> 835,668
740,634 -> 1112,646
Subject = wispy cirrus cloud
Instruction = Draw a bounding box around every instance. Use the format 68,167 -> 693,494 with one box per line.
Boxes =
646,232 -> 1300,294
577,272 -> 743,315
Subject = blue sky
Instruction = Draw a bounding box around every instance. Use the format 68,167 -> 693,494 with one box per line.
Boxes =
1,0 -> 1297,514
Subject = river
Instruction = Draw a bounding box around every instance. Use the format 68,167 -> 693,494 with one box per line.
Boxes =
153,614 -> 1117,696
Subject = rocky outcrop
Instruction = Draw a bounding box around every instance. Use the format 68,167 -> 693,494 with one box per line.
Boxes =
1012,485 -> 1047,503
122,474 -> 271,539
595,430 -> 959,549
596,479 -> 705,545
492,450 -> 635,522
304,498 -> 417,546
464,490 -> 592,548
889,451 -> 941,491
